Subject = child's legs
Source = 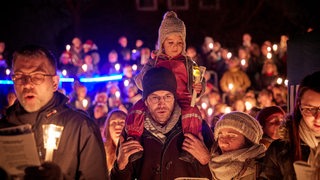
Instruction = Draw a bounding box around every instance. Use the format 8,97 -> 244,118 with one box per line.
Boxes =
179,98 -> 202,137
125,99 -> 146,139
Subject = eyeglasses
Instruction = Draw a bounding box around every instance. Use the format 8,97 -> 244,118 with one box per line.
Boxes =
148,94 -> 174,104
300,106 -> 320,117
11,73 -> 55,85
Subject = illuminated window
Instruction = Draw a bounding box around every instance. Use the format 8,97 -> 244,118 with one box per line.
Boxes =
136,0 -> 158,11
199,0 -> 220,10
167,0 -> 189,10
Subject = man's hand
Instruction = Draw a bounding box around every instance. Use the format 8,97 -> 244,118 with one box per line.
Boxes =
117,136 -> 143,170
24,162 -> 63,180
182,133 -> 210,165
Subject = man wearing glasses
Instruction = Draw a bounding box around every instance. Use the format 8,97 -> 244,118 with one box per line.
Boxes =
0,45 -> 108,180
111,67 -> 214,179
259,71 -> 320,179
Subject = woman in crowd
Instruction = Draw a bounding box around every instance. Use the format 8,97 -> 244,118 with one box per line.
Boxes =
259,71 -> 320,179
209,111 -> 266,179
256,106 -> 286,148
102,109 -> 127,174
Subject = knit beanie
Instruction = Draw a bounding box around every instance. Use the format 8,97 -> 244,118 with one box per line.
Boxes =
157,11 -> 186,55
214,111 -> 263,144
256,106 -> 285,127
142,67 -> 177,100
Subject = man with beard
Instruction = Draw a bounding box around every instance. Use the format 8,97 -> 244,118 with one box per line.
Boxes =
110,67 -> 214,179
0,45 -> 108,180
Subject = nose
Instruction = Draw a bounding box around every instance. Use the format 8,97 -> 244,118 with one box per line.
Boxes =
21,76 -> 32,85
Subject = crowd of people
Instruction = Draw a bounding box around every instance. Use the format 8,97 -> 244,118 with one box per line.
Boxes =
0,10 -> 319,180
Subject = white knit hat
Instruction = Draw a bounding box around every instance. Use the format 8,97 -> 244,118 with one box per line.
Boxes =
157,11 -> 186,55
214,111 -> 263,144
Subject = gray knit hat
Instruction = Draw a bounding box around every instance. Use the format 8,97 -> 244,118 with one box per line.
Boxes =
214,111 -> 263,144
157,11 -> 186,55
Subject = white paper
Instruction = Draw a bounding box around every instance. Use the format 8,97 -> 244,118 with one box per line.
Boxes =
0,125 -> 41,176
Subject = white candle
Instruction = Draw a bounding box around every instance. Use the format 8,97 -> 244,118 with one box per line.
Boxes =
42,124 -> 64,162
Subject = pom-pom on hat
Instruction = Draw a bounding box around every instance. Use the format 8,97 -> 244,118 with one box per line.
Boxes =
142,67 -> 177,100
214,111 -> 263,144
256,106 -> 285,127
157,11 -> 186,55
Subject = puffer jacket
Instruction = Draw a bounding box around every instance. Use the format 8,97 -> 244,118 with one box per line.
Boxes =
110,119 -> 214,180
134,53 -> 206,96
0,92 -> 108,180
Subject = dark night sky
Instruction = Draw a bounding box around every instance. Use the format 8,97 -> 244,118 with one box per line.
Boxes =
0,0 -> 319,61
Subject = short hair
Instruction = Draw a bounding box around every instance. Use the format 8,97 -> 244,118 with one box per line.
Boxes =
12,45 -> 57,74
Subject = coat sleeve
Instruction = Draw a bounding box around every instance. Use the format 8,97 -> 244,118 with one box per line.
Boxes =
77,119 -> 109,180
197,120 -> 214,179
258,140 -> 285,180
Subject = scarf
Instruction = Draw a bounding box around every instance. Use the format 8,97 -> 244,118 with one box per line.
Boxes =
144,103 -> 181,144
209,144 -> 266,180
299,119 -> 320,167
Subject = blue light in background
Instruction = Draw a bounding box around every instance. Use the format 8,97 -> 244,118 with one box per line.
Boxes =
79,74 -> 123,83
0,74 -> 123,85
0,80 -> 13,85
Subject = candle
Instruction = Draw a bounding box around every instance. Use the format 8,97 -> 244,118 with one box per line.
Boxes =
245,101 -> 253,111
62,69 -> 67,76
115,63 -> 120,71
207,107 -> 213,116
201,102 -> 208,109
42,124 -> 64,162
82,64 -> 88,72
124,79 -> 129,87
82,99 -> 88,108
190,66 -> 206,107
228,83 -> 234,91
66,44 -> 71,52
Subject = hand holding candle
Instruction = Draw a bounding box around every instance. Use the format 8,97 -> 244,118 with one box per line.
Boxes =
191,66 -> 206,107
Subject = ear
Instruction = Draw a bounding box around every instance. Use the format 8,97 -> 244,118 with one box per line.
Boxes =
52,75 -> 60,91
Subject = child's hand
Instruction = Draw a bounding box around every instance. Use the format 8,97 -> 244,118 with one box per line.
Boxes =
192,83 -> 202,94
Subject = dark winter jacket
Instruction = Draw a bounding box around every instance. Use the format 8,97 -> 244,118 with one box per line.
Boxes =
258,121 -> 310,180
110,119 -> 214,180
0,92 -> 108,180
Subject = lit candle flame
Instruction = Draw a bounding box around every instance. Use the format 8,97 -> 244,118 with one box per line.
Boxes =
277,77 -> 283,85
267,52 -> 272,59
272,44 -> 278,51
115,63 -> 120,71
62,69 -> 67,76
208,43 -> 214,49
124,79 -> 129,87
228,83 -> 234,90
132,64 -> 137,71
66,44 -> 71,51
207,107 -> 213,116
5,69 -> 10,76
201,102 -> 208,109
82,99 -> 88,108
224,106 -> 232,114
82,64 -> 88,72
267,46 -> 271,52
241,59 -> 246,66
245,101 -> 253,111
227,52 -> 232,59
